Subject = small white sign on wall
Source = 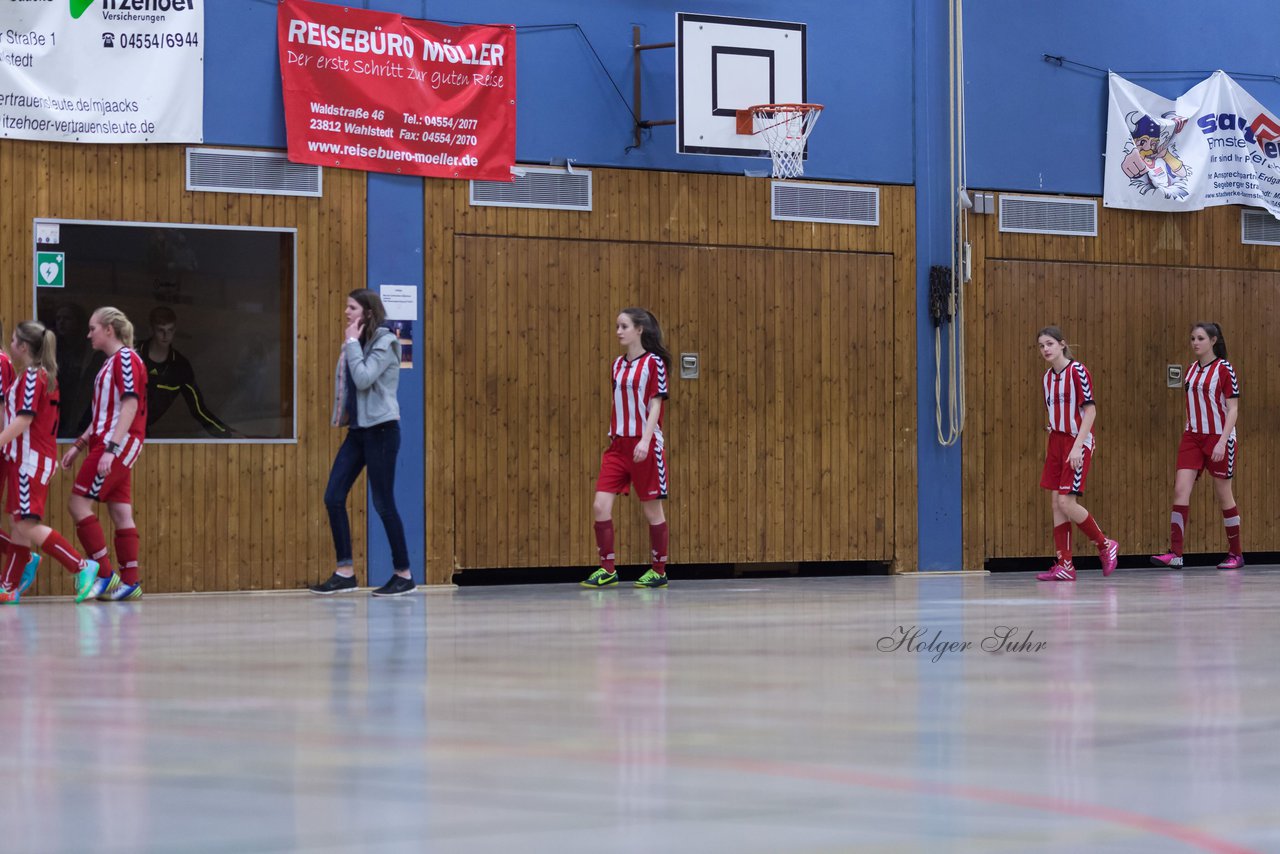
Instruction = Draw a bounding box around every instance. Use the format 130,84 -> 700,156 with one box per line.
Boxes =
35,222 -> 60,244
380,285 -> 417,321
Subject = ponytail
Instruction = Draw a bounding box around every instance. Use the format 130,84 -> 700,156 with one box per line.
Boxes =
14,321 -> 59,392
1193,322 -> 1227,358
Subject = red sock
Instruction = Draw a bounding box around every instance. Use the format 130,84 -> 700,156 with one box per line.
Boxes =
1171,504 -> 1189,556
1054,522 -> 1073,567
648,522 -> 669,575
0,531 -> 10,581
75,516 -> 114,577
115,527 -> 140,586
1222,506 -> 1241,556
593,521 -> 615,573
41,530 -> 85,573
1076,514 -> 1106,547
1,546 -> 28,591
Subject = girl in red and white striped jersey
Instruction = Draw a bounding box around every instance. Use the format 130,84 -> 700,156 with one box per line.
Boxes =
0,321 -> 101,604
0,322 -> 44,600
59,307 -> 148,600
0,324 -> 26,595
583,308 -> 672,588
0,329 -> 13,579
1152,322 -> 1243,570
1035,327 -> 1119,582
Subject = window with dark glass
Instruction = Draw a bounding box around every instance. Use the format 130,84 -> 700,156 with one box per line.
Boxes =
33,220 -> 295,441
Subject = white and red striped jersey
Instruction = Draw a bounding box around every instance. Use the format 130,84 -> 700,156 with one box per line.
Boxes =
0,353 -> 13,401
1043,360 -> 1095,448
1184,358 -> 1239,435
4,367 -> 59,467
610,351 -> 668,440
89,347 -> 147,467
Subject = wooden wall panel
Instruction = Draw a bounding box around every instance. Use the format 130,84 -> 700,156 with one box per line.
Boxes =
450,238 -> 896,569
0,140 -> 366,594
424,174 -> 918,579
964,200 -> 1280,566
0,145 -> 919,588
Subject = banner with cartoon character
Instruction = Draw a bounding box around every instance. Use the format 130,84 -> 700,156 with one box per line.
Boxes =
1105,71 -> 1280,219
0,1 -> 203,144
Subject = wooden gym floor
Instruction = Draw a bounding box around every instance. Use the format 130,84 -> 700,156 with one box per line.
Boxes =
1,568 -> 1275,853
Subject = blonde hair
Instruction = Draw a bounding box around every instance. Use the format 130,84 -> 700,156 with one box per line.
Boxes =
93,306 -> 135,349
13,320 -> 58,392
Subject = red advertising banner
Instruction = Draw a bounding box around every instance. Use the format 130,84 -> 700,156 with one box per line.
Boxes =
278,0 -> 515,181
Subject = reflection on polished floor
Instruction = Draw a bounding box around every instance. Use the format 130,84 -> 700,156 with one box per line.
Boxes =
1,569 -> 1276,853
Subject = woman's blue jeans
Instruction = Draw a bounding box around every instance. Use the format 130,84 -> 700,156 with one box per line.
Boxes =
324,421 -> 410,572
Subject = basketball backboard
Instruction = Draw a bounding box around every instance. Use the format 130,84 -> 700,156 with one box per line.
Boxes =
676,13 -> 807,158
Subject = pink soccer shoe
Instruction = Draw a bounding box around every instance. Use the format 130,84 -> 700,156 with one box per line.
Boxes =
1150,552 -> 1184,568
1217,554 -> 1245,570
1099,538 -> 1119,577
1037,562 -> 1076,582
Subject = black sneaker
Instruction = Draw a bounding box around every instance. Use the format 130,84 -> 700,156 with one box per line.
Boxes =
309,573 -> 359,595
371,574 -> 416,597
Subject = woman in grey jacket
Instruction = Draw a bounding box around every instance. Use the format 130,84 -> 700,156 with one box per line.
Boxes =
309,289 -> 414,596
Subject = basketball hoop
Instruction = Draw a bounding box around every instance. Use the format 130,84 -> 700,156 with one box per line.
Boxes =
736,103 -> 823,179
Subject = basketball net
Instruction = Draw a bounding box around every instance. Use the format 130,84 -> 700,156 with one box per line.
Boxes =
739,104 -> 823,179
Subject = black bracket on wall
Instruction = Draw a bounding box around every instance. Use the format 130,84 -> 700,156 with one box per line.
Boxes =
632,26 -> 675,149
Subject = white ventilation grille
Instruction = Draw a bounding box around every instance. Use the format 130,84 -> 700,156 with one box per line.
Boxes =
999,194 -> 1097,236
186,148 -> 322,197
771,181 -> 879,226
470,166 -> 592,211
1241,208 -> 1280,245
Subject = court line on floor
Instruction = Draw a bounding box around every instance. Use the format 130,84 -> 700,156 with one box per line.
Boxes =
431,740 -> 1260,854
677,755 -> 1260,854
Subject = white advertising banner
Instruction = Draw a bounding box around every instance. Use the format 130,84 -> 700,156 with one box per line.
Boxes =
1105,71 -> 1280,219
0,1 -> 203,144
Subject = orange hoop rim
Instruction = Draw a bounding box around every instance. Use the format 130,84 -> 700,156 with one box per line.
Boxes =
735,103 -> 824,138
745,103 -> 824,115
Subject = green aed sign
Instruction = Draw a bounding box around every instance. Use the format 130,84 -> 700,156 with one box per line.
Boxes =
36,252 -> 65,288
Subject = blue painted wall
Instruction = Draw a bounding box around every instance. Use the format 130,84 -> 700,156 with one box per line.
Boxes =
913,0 -> 961,570
363,170 -> 425,587
964,0 -> 1280,195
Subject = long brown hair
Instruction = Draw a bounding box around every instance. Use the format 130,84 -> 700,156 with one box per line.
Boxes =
621,307 -> 672,369
13,320 -> 59,392
348,288 -> 387,347
1192,322 -> 1228,358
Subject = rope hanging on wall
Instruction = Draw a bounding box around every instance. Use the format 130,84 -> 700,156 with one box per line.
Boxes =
936,0 -> 967,447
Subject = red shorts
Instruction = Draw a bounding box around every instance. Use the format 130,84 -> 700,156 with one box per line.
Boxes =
595,436 -> 669,501
1177,431 -> 1236,480
1040,431 -> 1092,495
72,446 -> 134,504
7,456 -> 57,520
